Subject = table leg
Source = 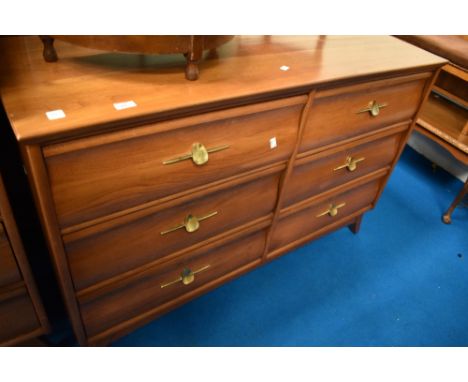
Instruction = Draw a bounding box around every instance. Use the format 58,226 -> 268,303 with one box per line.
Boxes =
349,215 -> 363,234
442,178 -> 468,224
39,36 -> 58,62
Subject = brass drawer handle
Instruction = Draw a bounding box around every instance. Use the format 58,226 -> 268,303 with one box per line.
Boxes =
316,202 -> 346,218
163,142 -> 230,166
160,211 -> 218,235
160,265 -> 211,288
357,100 -> 388,117
334,156 -> 365,172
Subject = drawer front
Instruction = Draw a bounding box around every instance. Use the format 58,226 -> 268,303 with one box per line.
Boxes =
0,223 -> 21,287
271,179 -> 382,251
80,229 -> 266,338
300,78 -> 426,152
284,132 -> 403,207
45,98 -> 304,228
66,172 -> 280,291
0,289 -> 40,343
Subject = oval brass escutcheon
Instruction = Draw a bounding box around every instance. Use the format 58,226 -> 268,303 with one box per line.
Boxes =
191,142 -> 209,165
184,214 -> 200,233
348,159 -> 358,171
370,101 -> 380,117
181,268 -> 195,285
329,206 -> 339,217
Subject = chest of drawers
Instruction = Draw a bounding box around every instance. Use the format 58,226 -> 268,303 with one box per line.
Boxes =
0,174 -> 49,345
0,36 -> 445,345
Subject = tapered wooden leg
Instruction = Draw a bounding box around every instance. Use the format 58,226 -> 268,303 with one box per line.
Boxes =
185,58 -> 199,81
39,36 -> 58,62
184,36 -> 203,81
442,178 -> 468,224
349,215 -> 363,234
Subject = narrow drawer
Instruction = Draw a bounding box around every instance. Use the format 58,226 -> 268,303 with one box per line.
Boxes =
0,288 -> 40,343
0,223 -> 21,287
271,179 -> 382,251
80,229 -> 266,338
44,97 -> 305,228
284,132 -> 403,207
66,171 -> 280,291
300,76 -> 426,152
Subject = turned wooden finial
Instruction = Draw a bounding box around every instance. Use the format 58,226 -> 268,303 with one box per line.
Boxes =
39,36 -> 58,62
184,36 -> 204,81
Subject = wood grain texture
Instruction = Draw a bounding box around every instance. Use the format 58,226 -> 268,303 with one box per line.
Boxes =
0,36 -> 446,345
271,178 -> 382,250
0,175 -> 49,345
0,36 -> 445,143
284,131 -> 404,207
300,77 -> 426,152
66,171 -> 281,291
44,98 -> 303,228
417,94 -> 468,150
20,145 -> 86,344
0,223 -> 22,287
0,289 -> 41,344
48,36 -> 234,55
81,229 -> 266,337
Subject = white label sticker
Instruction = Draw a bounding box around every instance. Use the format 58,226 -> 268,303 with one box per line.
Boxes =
113,100 -> 137,110
45,109 -> 66,120
269,137 -> 277,149
280,65 -> 290,71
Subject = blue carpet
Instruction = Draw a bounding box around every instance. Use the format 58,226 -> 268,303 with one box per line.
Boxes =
109,146 -> 467,346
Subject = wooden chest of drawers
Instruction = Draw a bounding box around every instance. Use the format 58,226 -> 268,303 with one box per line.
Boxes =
0,36 -> 445,345
0,174 -> 49,345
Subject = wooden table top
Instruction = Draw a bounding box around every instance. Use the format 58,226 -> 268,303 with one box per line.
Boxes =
0,36 -> 446,143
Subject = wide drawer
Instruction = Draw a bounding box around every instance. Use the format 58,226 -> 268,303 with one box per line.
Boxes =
300,76 -> 426,152
284,131 -> 404,207
66,171 -> 280,291
80,229 -> 266,338
0,223 -> 21,287
44,97 -> 305,228
0,287 -> 40,344
271,179 -> 382,251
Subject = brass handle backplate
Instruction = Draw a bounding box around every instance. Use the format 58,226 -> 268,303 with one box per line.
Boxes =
163,142 -> 230,166
357,100 -> 388,117
160,265 -> 211,288
334,156 -> 365,172
160,211 -> 218,235
316,202 -> 346,218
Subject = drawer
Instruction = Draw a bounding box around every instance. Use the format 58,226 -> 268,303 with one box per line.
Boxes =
284,132 -> 403,207
300,77 -> 426,152
0,288 -> 40,344
66,171 -> 280,291
0,223 -> 21,287
44,97 -> 305,228
80,229 -> 266,338
271,179 -> 382,251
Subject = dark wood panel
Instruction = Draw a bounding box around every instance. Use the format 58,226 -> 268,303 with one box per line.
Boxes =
0,288 -> 40,344
0,175 -> 49,344
300,77 -> 426,152
284,131 -> 404,207
81,229 -> 266,338
45,98 -> 303,228
0,223 -> 21,287
66,171 -> 281,291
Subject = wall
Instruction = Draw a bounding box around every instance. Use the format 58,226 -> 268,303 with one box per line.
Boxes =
408,131 -> 468,182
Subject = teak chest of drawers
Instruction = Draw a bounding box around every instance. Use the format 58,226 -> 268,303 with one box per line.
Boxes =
0,173 -> 49,345
0,36 -> 445,345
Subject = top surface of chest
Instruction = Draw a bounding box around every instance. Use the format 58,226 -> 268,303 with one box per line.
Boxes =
0,35 -> 445,143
